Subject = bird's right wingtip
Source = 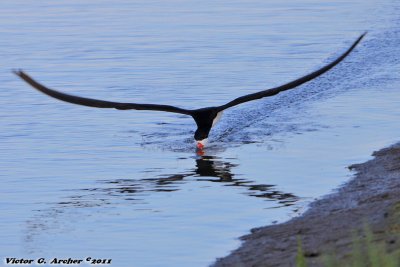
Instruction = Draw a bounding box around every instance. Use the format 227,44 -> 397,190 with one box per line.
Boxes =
12,69 -> 23,77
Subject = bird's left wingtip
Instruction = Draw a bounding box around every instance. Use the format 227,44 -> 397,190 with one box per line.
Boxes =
361,31 -> 368,38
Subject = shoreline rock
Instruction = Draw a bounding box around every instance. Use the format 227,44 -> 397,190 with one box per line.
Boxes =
213,143 -> 400,267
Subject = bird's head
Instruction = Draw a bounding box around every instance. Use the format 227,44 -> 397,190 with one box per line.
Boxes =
194,129 -> 209,150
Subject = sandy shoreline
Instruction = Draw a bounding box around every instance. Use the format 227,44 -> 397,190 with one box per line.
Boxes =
213,143 -> 400,266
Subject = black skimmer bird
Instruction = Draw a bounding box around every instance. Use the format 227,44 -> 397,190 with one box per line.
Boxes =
14,33 -> 365,150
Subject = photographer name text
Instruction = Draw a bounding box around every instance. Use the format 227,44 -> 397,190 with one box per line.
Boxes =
4,257 -> 112,265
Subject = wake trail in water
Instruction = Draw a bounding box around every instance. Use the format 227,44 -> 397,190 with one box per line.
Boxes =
137,29 -> 400,153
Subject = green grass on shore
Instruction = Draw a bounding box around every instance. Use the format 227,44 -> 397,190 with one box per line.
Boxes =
296,226 -> 400,267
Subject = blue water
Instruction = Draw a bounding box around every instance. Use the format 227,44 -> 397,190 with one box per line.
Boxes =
1,1 -> 400,266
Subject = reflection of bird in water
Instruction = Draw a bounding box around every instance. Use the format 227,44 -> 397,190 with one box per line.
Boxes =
194,155 -> 235,181
95,155 -> 299,206
21,156 -> 297,211
22,155 -> 298,252
194,156 -> 298,205
14,34 -> 365,149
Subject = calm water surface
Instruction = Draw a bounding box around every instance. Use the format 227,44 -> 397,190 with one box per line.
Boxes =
1,1 -> 400,266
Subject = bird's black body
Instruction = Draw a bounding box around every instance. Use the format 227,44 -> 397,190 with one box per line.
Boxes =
191,107 -> 220,141
14,33 -> 366,147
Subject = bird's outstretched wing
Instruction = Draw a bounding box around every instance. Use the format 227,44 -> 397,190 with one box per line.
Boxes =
218,32 -> 366,111
13,70 -> 193,116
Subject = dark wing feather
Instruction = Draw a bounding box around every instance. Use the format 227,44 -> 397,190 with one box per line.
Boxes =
218,32 -> 366,111
14,70 -> 193,116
